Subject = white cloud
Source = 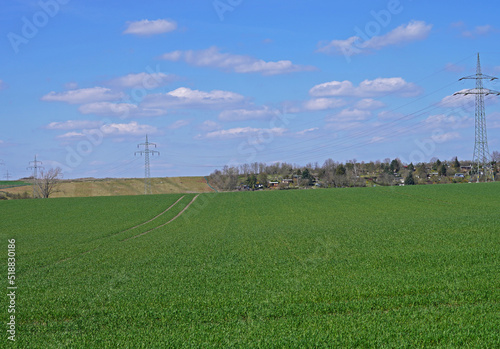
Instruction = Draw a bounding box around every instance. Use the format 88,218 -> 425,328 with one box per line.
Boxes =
101,121 -> 157,136
310,77 -> 422,98
160,46 -> 316,75
46,120 -> 103,130
439,90 -> 475,108
327,108 -> 371,122
303,98 -> 346,111
204,127 -> 286,139
57,131 -> 86,139
432,132 -> 461,143
424,114 -> 471,129
141,87 -> 246,110
79,102 -> 165,118
105,72 -> 176,89
444,63 -> 465,73
355,98 -> 385,110
123,19 -> 177,36
199,120 -> 221,132
64,82 -> 78,90
41,87 -> 124,104
377,110 -> 404,120
370,136 -> 385,143
168,120 -> 190,129
462,25 -> 494,38
218,106 -> 280,121
296,127 -> 319,135
58,122 -> 157,139
318,20 -> 432,55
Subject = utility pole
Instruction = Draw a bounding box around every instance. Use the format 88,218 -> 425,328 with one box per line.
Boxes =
135,135 -> 159,195
455,53 -> 499,182
27,155 -> 43,198
4,170 -> 11,181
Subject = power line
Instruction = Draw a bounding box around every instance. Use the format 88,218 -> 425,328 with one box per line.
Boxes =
454,53 -> 499,182
135,135 -> 159,194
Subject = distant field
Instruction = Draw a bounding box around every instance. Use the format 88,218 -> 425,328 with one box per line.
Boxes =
1,176 -> 214,197
1,183 -> 499,347
0,180 -> 30,188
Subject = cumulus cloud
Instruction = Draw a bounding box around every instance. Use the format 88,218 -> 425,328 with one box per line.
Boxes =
439,90 -> 476,108
424,114 -> 471,129
444,63 -> 465,73
199,120 -> 221,132
79,102 -> 165,118
123,19 -> 177,36
168,120 -> 190,129
354,98 -> 385,110
296,127 -> 319,136
57,121 -> 157,139
219,106 -> 280,121
326,108 -> 372,122
432,132 -> 461,143
462,25 -> 494,38
105,72 -> 176,89
310,77 -> 422,98
41,87 -> 125,104
369,136 -> 385,143
160,46 -> 316,75
204,127 -> 286,139
46,120 -> 104,130
302,98 -> 346,111
318,20 -> 432,55
141,87 -> 246,110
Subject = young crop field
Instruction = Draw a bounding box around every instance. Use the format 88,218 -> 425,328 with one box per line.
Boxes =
1,183 -> 499,347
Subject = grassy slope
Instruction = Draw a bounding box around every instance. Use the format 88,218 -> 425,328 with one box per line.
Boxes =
1,183 -> 499,347
1,176 -> 214,198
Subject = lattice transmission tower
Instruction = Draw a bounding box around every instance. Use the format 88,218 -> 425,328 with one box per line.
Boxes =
27,155 -> 43,198
454,53 -> 499,182
135,135 -> 159,194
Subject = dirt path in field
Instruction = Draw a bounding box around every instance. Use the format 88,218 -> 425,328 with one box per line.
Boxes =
123,194 -> 200,241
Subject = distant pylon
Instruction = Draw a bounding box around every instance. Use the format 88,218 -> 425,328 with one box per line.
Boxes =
27,155 -> 43,198
135,135 -> 159,194
454,53 -> 500,182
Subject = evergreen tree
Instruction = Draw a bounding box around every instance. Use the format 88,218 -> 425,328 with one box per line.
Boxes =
336,165 -> 346,176
404,171 -> 415,185
390,159 -> 400,173
438,164 -> 447,176
453,157 -> 460,169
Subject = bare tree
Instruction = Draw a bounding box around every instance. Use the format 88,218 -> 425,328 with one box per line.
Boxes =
492,151 -> 500,162
37,167 -> 62,198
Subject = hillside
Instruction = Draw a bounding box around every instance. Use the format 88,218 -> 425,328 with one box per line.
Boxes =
1,176 -> 215,198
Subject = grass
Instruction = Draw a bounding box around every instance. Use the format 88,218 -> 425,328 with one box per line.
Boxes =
1,183 -> 499,347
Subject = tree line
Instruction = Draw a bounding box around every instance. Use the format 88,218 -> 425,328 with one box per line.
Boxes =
208,154 -> 500,191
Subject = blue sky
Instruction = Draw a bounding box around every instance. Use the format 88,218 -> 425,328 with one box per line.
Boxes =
2,0 -> 500,179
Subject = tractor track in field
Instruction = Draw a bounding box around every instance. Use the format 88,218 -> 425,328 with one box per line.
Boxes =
115,195 -> 185,235
122,194 -> 199,241
52,194 -> 198,265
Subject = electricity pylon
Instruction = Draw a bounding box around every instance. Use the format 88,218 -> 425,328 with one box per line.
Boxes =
454,53 -> 500,182
27,155 -> 43,198
135,135 -> 159,194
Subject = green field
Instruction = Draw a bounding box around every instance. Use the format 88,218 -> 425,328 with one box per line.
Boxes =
1,183 -> 499,347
